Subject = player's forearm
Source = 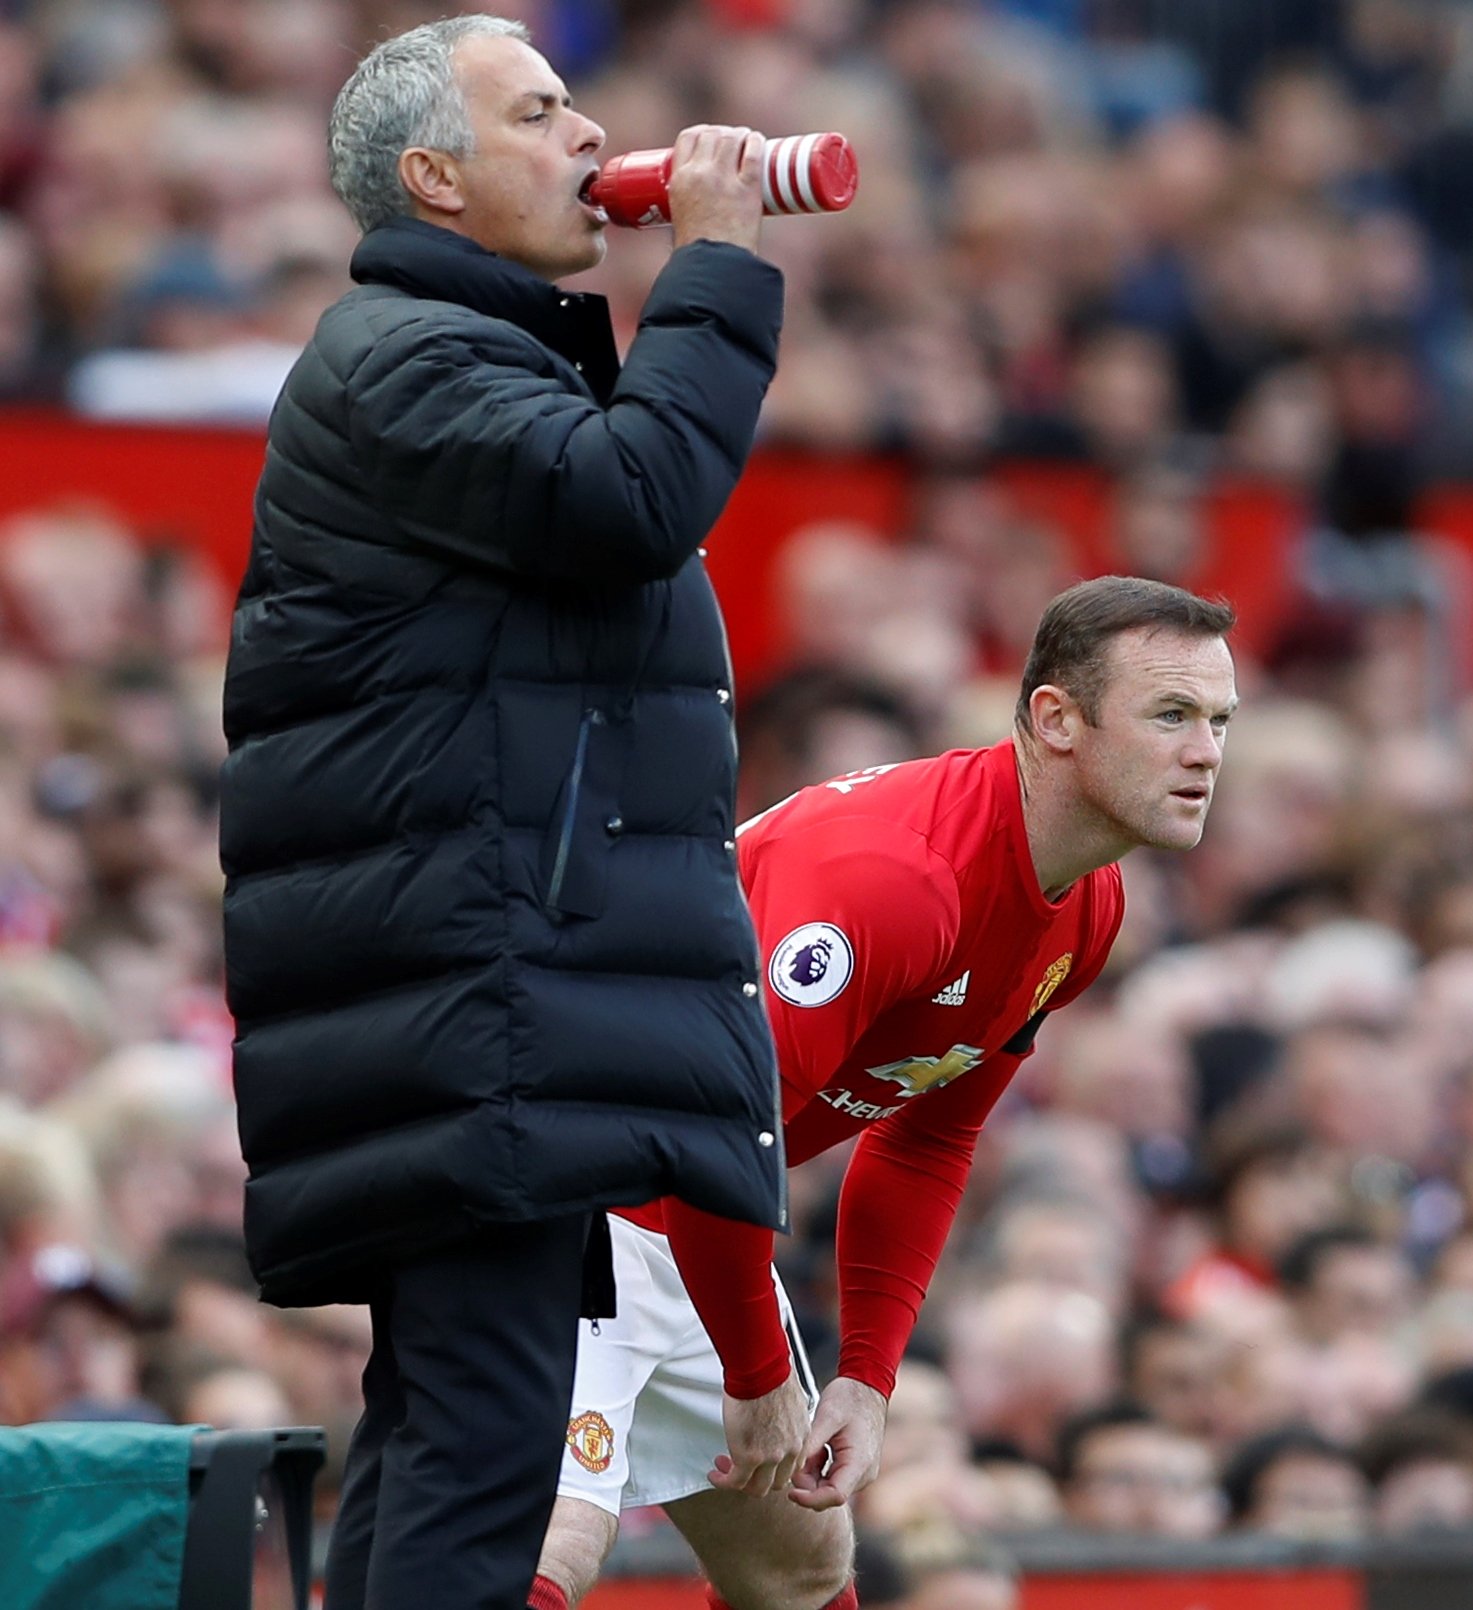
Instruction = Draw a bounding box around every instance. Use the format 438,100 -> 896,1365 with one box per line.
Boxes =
833,1109 -> 985,1396
663,1197 -> 791,1398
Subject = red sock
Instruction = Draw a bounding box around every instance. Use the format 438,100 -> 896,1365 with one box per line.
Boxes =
528,1576 -> 569,1610
707,1584 -> 857,1610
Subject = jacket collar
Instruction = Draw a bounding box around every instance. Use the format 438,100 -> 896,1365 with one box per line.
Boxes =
350,217 -> 620,403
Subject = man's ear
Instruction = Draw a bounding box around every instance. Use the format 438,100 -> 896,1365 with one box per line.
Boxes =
398,147 -> 467,217
1028,684 -> 1082,755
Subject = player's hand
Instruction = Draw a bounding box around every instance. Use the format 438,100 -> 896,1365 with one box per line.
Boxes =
668,125 -> 766,254
708,1369 -> 809,1497
788,1376 -> 887,1511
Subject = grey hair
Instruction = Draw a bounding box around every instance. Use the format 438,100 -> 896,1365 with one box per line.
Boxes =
328,15 -> 531,235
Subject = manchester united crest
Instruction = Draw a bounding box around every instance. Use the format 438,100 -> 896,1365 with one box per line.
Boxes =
1031,953 -> 1074,1016
567,1410 -> 616,1473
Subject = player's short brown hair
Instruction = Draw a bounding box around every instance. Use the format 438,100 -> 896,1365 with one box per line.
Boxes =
1015,575 -> 1235,731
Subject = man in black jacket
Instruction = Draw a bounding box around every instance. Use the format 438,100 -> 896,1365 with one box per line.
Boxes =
219,15 -> 806,1609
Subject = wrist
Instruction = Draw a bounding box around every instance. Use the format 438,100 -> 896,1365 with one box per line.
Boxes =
723,1357 -> 793,1400
834,1354 -> 896,1401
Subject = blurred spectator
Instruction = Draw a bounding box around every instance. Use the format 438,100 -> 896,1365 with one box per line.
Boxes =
1222,1424 -> 1372,1540
0,951 -> 111,1105
1300,1330 -> 1418,1445
1166,1120 -> 1352,1325
1359,1409 -> 1473,1535
1111,461 -> 1207,585
942,1279 -> 1117,1462
1278,1223 -> 1416,1344
1044,1009 -> 1197,1199
894,1534 -> 1021,1610
51,1043 -> 234,1269
974,1192 -> 1132,1318
175,1361 -> 296,1430
0,506 -> 147,670
133,1221 -> 269,1369
878,1356 -> 971,1477
857,1451 -> 1062,1544
1210,1319 -> 1319,1453
0,1241 -> 143,1424
736,668 -> 926,819
1119,1311 -> 1225,1440
1,1083 -> 97,1223
1055,1400 -> 1223,1538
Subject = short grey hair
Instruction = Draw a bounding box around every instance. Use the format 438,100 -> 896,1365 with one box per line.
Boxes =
328,15 -> 531,235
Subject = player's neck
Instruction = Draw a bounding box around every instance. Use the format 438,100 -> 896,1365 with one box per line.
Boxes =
1013,737 -> 1131,900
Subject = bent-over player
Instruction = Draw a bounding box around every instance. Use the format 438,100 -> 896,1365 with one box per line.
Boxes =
532,575 -> 1239,1610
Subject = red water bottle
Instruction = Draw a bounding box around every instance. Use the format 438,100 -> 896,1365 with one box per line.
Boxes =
587,132 -> 859,228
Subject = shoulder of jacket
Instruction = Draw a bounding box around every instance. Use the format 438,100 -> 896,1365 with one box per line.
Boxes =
316,288 -> 548,377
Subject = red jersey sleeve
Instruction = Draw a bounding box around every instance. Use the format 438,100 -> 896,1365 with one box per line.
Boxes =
667,814 -> 961,1398
834,1048 -> 1024,1397
833,861 -> 1126,1396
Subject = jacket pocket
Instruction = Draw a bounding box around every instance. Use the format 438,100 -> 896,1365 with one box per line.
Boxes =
541,708 -> 628,921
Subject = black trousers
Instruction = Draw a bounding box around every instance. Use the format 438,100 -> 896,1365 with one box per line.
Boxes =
323,1216 -> 591,1610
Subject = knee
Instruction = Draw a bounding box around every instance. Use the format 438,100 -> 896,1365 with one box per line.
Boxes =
537,1499 -> 619,1606
723,1508 -> 854,1610
791,1511 -> 855,1607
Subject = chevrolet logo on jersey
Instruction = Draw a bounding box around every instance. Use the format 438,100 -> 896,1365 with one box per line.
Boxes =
866,1043 -> 986,1098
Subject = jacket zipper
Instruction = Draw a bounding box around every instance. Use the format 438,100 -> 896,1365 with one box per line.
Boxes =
547,710 -> 596,910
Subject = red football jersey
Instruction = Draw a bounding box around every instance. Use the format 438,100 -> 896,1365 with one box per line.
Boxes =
630,741 -> 1125,1397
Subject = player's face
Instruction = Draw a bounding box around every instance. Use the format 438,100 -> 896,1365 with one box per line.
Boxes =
1072,628 -> 1237,853
438,36 -> 607,281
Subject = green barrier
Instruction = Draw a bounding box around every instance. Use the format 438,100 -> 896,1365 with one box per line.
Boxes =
0,1423 -> 199,1610
0,1423 -> 325,1610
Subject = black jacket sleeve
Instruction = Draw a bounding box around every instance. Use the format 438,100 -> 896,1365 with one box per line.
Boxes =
346,242 -> 783,584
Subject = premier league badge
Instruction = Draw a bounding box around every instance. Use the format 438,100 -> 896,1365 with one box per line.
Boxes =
769,922 -> 855,1007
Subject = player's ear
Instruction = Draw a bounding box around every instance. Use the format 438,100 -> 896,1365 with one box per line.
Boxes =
1029,684 -> 1081,754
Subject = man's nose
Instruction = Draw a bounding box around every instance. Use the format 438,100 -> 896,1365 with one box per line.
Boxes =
575,114 -> 605,155
1183,722 -> 1223,767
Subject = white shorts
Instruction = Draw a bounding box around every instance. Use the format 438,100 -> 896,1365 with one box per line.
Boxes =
557,1215 -> 819,1514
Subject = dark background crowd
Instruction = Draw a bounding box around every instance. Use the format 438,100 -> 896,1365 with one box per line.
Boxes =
6,0 -> 1473,1605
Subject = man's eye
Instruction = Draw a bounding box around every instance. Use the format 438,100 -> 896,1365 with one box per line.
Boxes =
525,111 -> 548,123
1158,709 -> 1184,723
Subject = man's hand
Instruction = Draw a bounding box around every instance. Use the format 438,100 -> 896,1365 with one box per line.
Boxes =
668,125 -> 766,254
788,1376 -> 887,1511
708,1368 -> 810,1497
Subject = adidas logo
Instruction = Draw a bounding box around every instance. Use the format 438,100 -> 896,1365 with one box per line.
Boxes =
932,970 -> 970,1007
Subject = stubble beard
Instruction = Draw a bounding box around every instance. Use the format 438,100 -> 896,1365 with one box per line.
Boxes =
1092,776 -> 1208,856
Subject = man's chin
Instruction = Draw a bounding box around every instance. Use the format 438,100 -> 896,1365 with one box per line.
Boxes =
565,235 -> 608,278
1152,820 -> 1207,852
1125,808 -> 1207,853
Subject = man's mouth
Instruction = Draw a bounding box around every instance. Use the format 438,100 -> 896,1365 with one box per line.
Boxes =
1172,785 -> 1210,804
578,172 -> 607,221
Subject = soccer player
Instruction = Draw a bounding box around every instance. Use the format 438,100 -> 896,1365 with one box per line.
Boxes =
532,576 -> 1238,1610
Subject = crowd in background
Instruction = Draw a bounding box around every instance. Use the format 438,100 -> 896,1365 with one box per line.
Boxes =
6,0 -> 1473,1605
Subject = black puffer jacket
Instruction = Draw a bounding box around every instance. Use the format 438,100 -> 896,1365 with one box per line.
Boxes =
221,218 -> 787,1306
